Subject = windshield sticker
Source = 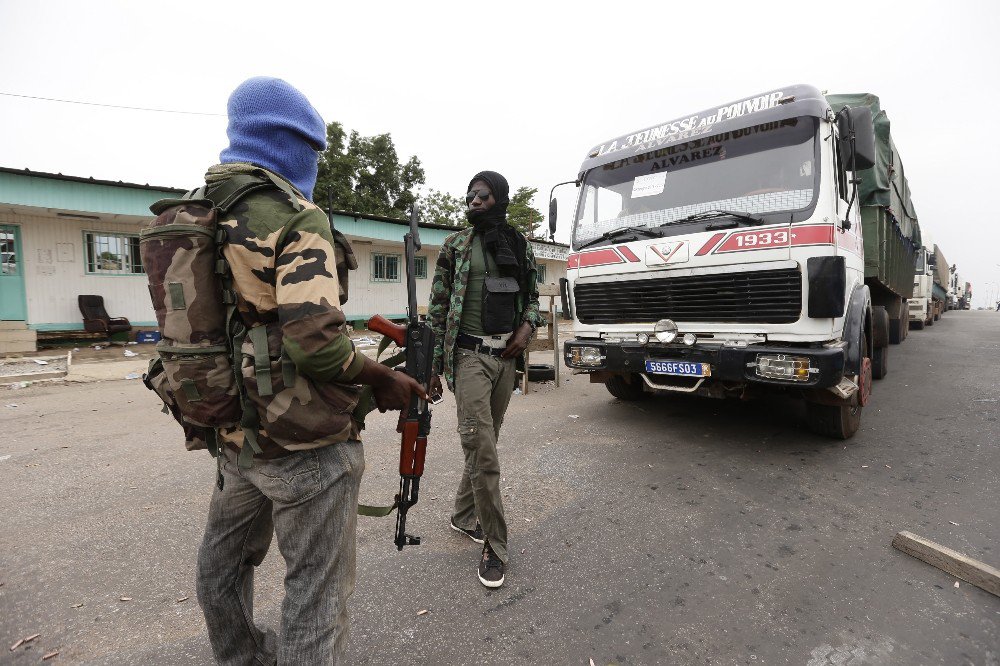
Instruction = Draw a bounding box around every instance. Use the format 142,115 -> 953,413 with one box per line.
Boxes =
602,119 -> 797,174
631,172 -> 667,199
592,90 -> 786,158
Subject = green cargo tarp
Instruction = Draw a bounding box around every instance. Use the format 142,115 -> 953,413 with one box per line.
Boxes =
828,93 -> 920,298
826,93 -> 921,247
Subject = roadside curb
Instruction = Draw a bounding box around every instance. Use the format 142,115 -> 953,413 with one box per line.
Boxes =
0,352 -> 71,386
65,357 -> 148,383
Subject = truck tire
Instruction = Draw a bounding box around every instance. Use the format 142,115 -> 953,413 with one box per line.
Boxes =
872,307 -> 890,348
889,317 -> 905,344
605,374 -> 648,401
805,399 -> 862,439
805,332 -> 868,440
933,312 -> 940,321
527,363 -> 555,382
926,316 -> 934,326
872,343 -> 888,380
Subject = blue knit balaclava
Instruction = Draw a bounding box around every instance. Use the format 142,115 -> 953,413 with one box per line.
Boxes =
219,77 -> 327,200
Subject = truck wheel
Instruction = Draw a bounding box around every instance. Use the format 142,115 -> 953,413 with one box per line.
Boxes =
872,307 -> 890,348
889,317 -> 905,344
872,343 -> 888,380
805,332 -> 868,440
925,316 -> 933,327
527,363 -> 555,382
605,374 -> 648,401
933,313 -> 940,321
805,399 -> 862,439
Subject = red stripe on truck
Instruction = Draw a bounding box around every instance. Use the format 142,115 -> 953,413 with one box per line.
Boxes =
696,232 -> 727,256
618,246 -> 640,262
578,248 -> 626,267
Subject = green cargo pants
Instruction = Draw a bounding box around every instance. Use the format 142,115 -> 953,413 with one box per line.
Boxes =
451,346 -> 517,564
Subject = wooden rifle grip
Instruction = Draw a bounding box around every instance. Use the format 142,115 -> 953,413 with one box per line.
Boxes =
400,421 -> 420,475
367,314 -> 407,347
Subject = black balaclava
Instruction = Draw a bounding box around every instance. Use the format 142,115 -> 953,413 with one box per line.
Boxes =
467,170 -> 523,276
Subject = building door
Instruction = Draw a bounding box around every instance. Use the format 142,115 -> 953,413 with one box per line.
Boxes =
0,225 -> 28,321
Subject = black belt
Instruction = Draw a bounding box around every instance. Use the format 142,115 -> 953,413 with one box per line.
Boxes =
456,332 -> 507,357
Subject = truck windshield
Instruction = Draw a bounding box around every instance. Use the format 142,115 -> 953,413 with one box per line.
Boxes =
573,117 -> 819,248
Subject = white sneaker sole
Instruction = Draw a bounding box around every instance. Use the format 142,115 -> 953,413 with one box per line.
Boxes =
478,570 -> 504,588
450,521 -> 485,544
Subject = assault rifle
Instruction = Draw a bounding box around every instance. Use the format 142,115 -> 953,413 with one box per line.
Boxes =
366,207 -> 436,550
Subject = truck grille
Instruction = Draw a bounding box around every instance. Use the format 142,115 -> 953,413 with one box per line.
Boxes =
573,268 -> 802,324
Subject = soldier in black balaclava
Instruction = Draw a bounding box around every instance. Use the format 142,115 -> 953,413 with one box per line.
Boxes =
426,170 -> 544,588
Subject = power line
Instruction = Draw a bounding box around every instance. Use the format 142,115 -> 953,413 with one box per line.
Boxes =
0,91 -> 224,116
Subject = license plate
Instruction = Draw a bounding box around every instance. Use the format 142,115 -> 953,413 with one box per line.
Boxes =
645,359 -> 711,377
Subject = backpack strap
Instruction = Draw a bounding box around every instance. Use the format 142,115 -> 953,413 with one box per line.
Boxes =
204,169 -> 305,215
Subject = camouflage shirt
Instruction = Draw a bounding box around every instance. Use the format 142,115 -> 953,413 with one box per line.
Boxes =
208,163 -> 365,452
428,226 -> 543,390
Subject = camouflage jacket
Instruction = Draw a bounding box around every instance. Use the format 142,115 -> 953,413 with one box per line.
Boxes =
428,226 -> 543,390
208,163 -> 365,452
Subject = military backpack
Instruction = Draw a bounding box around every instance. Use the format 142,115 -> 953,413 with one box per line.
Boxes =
140,171 -> 303,462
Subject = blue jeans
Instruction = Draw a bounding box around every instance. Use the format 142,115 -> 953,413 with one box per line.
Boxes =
196,441 -> 364,665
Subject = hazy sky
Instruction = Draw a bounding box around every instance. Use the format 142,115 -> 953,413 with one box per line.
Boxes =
2,0 -> 999,306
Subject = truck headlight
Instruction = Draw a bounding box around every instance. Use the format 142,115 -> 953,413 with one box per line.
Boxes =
567,346 -> 605,367
749,354 -> 817,381
654,319 -> 678,343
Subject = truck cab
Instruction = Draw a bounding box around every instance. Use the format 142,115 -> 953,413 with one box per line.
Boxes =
909,240 -> 934,328
560,85 -> 879,439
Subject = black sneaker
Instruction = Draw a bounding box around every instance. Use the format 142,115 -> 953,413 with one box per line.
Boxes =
450,518 -> 485,544
478,542 -> 505,588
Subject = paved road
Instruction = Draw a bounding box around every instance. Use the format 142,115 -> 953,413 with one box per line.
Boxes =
2,311 -> 997,664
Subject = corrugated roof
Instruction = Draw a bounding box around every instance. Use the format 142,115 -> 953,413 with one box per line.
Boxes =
0,167 -> 184,217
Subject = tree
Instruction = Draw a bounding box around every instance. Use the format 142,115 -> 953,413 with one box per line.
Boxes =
506,186 -> 545,238
313,122 -> 426,219
419,189 -> 467,227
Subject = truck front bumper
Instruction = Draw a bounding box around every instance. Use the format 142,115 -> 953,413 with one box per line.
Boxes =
564,339 -> 845,389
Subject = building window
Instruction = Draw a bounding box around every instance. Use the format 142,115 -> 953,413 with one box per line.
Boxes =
415,255 -> 428,279
372,253 -> 401,282
536,263 -> 547,284
85,232 -> 143,275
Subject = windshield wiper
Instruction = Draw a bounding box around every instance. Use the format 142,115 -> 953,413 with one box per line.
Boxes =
671,209 -> 765,226
576,226 -> 664,250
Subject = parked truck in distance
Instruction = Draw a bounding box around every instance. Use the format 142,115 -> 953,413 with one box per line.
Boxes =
947,270 -> 970,310
909,240 -> 947,328
556,85 -> 920,439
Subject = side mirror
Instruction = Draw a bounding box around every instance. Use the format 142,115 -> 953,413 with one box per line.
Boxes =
837,106 -> 876,171
548,198 -> 558,236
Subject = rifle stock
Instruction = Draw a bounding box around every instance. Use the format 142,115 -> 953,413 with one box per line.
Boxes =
367,314 -> 407,347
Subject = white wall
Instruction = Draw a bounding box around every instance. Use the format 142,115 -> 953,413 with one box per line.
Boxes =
0,210 -> 155,327
2,209 -> 569,329
342,238 -> 438,321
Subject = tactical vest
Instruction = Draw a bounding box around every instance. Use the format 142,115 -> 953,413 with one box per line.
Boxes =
140,171 -> 357,468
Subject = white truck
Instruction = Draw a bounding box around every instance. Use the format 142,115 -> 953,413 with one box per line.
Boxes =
948,271 -> 968,310
908,240 -> 947,328
555,85 -> 891,439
